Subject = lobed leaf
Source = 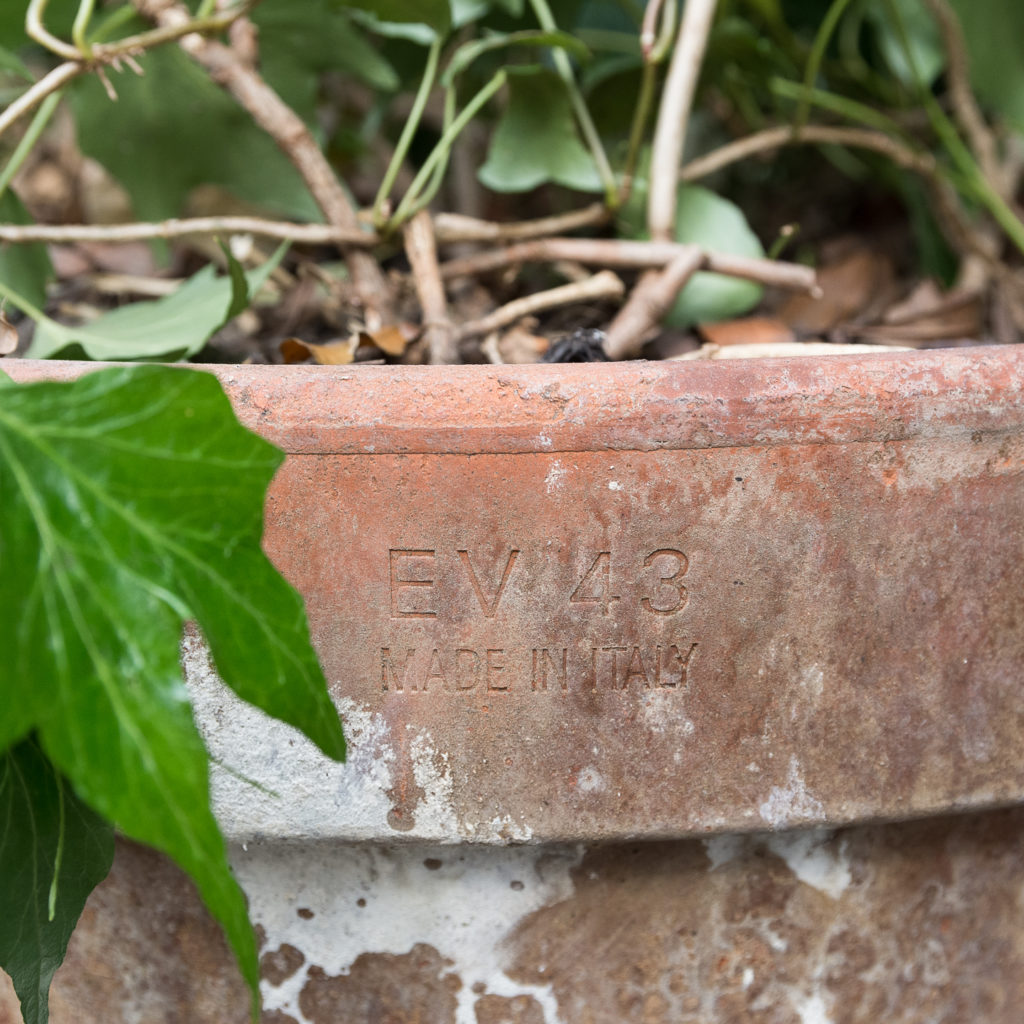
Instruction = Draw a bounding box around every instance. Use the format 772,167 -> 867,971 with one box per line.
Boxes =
0,737 -> 115,1024
0,366 -> 346,1012
478,67 -> 603,193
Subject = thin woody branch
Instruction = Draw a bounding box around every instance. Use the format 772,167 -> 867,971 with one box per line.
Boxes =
404,210 -> 457,364
129,0 -> 390,316
0,217 -> 377,246
457,271 -> 625,341
440,237 -> 819,294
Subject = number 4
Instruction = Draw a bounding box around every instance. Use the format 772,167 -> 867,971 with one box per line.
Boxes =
569,551 -> 619,615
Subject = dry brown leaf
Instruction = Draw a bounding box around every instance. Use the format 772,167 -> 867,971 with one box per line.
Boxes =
358,323 -> 417,357
280,336 -> 356,364
696,316 -> 796,348
495,323 -> 548,363
778,248 -> 896,333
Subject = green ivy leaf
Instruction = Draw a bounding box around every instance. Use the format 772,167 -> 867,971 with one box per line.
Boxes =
0,366 -> 347,1011
478,67 -> 602,193
0,737 -> 115,1024
7,245 -> 285,361
619,183 -> 765,327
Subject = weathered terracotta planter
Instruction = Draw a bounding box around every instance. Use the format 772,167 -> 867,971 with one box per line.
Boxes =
5,346 -> 1024,1023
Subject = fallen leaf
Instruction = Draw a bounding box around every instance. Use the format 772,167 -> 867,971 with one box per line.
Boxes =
778,248 -> 896,333
358,323 -> 416,357
280,336 -> 356,364
696,316 -> 795,347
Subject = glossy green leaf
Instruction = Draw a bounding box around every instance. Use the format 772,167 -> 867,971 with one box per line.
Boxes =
0,365 -> 346,1007
478,68 -> 602,193
620,183 -> 764,327
11,245 -> 284,360
0,737 -> 115,1024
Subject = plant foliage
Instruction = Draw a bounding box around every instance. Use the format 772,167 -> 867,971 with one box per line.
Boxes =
0,366 -> 346,1021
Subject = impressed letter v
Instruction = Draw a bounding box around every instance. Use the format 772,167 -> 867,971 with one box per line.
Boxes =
457,549 -> 520,617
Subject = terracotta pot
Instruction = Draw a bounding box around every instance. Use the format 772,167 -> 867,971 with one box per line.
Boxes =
6,346 -> 1024,1023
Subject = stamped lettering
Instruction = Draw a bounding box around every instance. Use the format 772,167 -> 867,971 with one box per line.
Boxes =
380,544 -> 698,698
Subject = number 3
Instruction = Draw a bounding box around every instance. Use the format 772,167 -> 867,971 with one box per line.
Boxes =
640,549 -> 688,614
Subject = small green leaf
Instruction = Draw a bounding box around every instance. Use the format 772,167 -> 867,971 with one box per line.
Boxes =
14,246 -> 285,360
220,242 -> 250,322
0,366 -> 346,1010
620,183 -> 765,327
478,67 -> 603,193
0,737 -> 115,1024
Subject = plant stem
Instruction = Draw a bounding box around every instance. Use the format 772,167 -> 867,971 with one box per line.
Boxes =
619,63 -> 656,204
772,78 -> 908,137
884,0 -> 1024,255
794,0 -> 856,133
647,0 -> 718,241
403,86 -> 456,222
72,0 -> 97,55
372,36 -> 441,228
0,62 -> 81,142
391,70 -> 507,229
0,89 -> 63,201
527,0 -> 617,205
26,0 -> 82,60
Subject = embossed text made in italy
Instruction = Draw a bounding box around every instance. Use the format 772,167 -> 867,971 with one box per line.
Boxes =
380,547 -> 698,695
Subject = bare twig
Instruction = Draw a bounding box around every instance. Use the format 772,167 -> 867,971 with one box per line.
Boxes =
404,210 -> 457,364
439,237 -> 818,294
647,0 -> 718,240
0,207 -> 613,249
433,203 -> 608,243
603,247 -> 703,359
0,217 -> 377,246
5,2 -> 252,141
677,123 -> 996,263
0,61 -> 81,140
129,0 -> 390,317
680,124 -> 938,181
456,270 -> 625,341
